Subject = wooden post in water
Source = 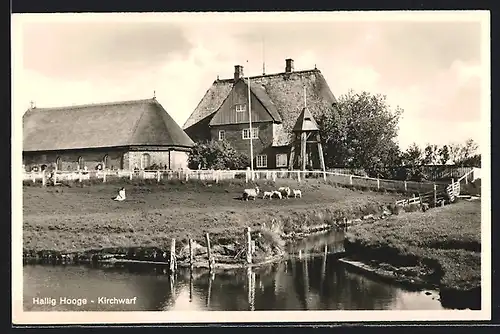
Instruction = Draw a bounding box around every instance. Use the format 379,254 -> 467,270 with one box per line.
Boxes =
206,273 -> 213,308
205,233 -> 215,272
169,238 -> 176,274
189,238 -> 194,267
433,184 -> 437,207
247,267 -> 256,311
189,268 -> 193,303
246,227 -> 252,264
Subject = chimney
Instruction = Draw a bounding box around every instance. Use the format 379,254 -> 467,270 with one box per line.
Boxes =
234,65 -> 244,82
285,58 -> 294,73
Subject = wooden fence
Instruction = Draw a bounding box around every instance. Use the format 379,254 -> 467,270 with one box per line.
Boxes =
22,167 -> 480,195
327,166 -> 475,180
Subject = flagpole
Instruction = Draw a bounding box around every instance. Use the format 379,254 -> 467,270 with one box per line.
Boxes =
247,60 -> 254,180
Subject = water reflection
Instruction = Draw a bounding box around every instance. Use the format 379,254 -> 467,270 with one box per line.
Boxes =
23,231 -> 445,311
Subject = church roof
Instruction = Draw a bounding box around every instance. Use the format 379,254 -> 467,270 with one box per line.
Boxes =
23,98 -> 194,152
183,67 -> 337,146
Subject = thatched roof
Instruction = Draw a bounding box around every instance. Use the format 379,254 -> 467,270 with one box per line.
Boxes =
23,98 -> 194,152
183,68 -> 337,146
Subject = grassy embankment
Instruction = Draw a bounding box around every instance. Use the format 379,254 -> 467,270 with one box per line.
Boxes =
344,198 -> 481,307
22,178 -> 404,263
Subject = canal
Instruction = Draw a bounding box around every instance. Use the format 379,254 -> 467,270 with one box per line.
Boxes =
23,231 -> 446,311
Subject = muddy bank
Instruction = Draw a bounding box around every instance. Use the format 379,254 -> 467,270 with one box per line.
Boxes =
343,237 -> 481,310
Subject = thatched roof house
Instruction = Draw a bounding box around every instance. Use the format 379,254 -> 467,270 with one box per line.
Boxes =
183,59 -> 337,169
23,98 -> 194,171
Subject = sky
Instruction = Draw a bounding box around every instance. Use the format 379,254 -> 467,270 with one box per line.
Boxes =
12,12 -> 489,150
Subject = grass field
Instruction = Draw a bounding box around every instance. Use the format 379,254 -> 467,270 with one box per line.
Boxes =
345,199 -> 481,291
22,179 -> 404,255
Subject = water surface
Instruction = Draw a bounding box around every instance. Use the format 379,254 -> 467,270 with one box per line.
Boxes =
24,231 -> 445,311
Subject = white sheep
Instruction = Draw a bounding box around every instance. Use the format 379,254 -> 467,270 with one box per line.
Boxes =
243,187 -> 260,201
278,186 -> 291,199
293,189 -> 302,198
262,191 -> 273,199
272,190 -> 283,199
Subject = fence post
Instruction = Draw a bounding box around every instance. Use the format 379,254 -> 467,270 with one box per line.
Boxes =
102,171 -> 106,183
42,170 -> 47,187
129,170 -> 133,180
272,172 -> 276,182
189,238 -> 194,267
297,171 -> 301,183
186,171 -> 189,182
169,238 -> 176,274
246,227 -> 252,264
32,172 -> 36,183
205,233 -> 214,272
377,178 -> 380,189
349,175 -> 353,185
404,180 -> 407,192
245,168 -> 249,183
215,170 -> 219,183
53,171 -> 58,185
78,171 -> 83,183
157,170 -> 161,183
433,184 -> 437,207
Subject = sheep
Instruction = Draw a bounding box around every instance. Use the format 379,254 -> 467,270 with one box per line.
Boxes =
271,190 -> 283,199
243,187 -> 260,201
262,191 -> 273,199
278,186 -> 291,199
293,189 -> 302,198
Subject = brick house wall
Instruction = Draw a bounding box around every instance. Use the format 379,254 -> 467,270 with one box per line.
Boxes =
210,123 -> 292,169
23,147 -> 190,172
23,148 -> 127,172
127,150 -> 189,170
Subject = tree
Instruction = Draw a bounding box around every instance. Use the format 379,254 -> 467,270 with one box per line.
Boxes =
438,145 -> 450,165
317,90 -> 403,175
422,144 -> 439,165
459,139 -> 479,164
401,143 -> 425,180
188,140 -> 250,170
448,142 -> 462,165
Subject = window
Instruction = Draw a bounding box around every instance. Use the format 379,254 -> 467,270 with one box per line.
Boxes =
235,104 -> 246,122
103,155 -> 109,169
235,104 -> 246,112
141,153 -> 151,170
256,155 -> 268,168
242,128 -> 259,140
56,157 -> 62,170
77,156 -> 84,170
218,130 -> 225,141
276,153 -> 288,167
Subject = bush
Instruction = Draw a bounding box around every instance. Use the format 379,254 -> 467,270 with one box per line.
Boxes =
188,140 -> 250,170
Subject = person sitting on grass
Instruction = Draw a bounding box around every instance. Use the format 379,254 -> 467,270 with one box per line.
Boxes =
113,187 -> 126,201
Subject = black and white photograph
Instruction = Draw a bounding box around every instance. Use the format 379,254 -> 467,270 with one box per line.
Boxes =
11,11 -> 490,324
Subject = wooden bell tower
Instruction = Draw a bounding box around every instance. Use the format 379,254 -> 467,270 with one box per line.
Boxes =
288,87 -> 326,172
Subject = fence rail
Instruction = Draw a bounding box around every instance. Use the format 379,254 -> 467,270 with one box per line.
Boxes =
22,167 -> 478,196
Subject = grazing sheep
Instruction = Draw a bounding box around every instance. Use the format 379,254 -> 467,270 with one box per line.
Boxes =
293,189 -> 302,198
278,186 -> 291,199
243,187 -> 260,201
272,190 -> 283,199
262,191 -> 273,199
